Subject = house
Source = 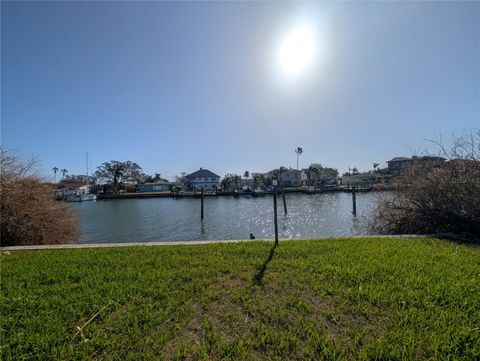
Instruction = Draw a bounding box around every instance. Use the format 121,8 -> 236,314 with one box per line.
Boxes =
387,156 -> 445,174
281,168 -> 308,186
387,157 -> 413,173
55,182 -> 91,200
304,167 -> 339,187
138,182 -> 174,193
185,168 -> 220,190
264,168 -> 308,187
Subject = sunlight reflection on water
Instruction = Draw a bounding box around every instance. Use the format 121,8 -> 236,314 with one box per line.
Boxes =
71,192 -> 381,243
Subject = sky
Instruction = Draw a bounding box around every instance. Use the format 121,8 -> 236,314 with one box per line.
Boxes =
2,1 -> 479,180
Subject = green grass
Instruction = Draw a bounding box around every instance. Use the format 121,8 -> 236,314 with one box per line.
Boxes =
1,237 -> 479,360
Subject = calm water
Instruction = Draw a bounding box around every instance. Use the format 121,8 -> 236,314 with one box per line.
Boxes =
69,193 -> 377,243
71,192 -> 381,244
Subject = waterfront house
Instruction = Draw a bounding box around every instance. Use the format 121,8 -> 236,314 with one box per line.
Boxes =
264,168 -> 307,187
138,181 -> 174,193
185,168 -> 220,190
281,168 -> 307,186
387,156 -> 445,174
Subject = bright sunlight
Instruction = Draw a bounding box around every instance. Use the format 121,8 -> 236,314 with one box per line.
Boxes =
277,24 -> 317,78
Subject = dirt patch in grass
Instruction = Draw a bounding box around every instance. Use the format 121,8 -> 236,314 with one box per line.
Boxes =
162,273 -> 254,359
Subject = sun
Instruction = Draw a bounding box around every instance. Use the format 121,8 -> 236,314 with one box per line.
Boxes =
278,25 -> 317,78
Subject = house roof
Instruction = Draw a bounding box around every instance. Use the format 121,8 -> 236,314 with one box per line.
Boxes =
186,168 -> 220,179
142,181 -> 171,186
388,157 -> 411,162
388,156 -> 446,163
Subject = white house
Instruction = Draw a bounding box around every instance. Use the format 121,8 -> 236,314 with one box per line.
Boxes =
264,168 -> 308,187
185,168 -> 221,190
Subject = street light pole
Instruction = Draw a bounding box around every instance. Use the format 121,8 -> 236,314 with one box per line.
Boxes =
295,147 -> 303,170
295,147 -> 303,187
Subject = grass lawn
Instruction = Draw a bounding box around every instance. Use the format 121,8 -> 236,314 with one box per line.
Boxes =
1,237 -> 479,360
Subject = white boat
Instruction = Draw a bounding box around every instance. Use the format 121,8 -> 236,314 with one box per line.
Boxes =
81,194 -> 97,201
66,193 -> 97,202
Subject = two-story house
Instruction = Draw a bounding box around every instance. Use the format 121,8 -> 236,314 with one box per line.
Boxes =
185,168 -> 221,190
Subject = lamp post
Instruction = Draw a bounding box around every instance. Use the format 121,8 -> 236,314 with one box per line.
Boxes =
295,147 -> 303,171
295,147 -> 303,189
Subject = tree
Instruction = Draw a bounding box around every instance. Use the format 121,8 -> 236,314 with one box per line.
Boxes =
175,172 -> 187,189
252,173 -> 265,189
144,172 -> 163,183
61,168 -> 68,179
221,174 -> 240,191
1,148 -> 79,246
370,129 -> 480,240
59,174 -> 96,185
308,163 -> 339,185
94,161 -> 143,194
279,166 -> 287,187
308,163 -> 322,184
244,171 -> 250,179
233,174 -> 241,191
52,167 -> 59,183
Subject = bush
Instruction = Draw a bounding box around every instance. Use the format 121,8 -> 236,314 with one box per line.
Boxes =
1,149 -> 79,246
370,130 -> 480,240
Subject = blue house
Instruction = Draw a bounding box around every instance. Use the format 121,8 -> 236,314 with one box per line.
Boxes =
138,182 -> 173,193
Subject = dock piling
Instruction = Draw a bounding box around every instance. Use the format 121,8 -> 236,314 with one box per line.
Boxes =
282,185 -> 287,215
274,185 -> 279,245
201,187 -> 204,219
352,185 -> 357,215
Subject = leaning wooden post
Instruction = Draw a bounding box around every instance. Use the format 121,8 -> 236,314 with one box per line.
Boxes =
201,187 -> 204,219
273,182 -> 279,245
282,184 -> 287,215
352,185 -> 357,216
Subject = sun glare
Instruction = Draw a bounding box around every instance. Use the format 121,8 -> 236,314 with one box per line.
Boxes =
278,25 -> 317,78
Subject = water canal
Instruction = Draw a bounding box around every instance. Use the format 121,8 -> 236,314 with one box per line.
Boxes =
71,192 -> 382,244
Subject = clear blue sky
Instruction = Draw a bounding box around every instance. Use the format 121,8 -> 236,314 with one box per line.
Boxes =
2,1 -> 479,180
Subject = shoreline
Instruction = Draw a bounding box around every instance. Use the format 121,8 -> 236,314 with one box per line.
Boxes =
1,234 -> 432,251
95,186 -> 387,200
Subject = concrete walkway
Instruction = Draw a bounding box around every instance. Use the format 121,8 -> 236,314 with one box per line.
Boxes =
1,239 -> 253,251
0,235 -> 431,252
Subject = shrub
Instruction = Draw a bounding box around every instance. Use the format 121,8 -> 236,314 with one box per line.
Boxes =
0,149 -> 79,246
370,130 -> 480,240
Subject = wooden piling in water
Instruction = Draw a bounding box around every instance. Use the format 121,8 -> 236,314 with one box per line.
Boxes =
274,186 -> 279,245
352,185 -> 357,215
282,185 -> 287,215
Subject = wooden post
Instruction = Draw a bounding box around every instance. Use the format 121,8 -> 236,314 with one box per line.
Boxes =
201,187 -> 204,219
352,185 -> 357,215
274,185 -> 279,245
282,185 -> 287,215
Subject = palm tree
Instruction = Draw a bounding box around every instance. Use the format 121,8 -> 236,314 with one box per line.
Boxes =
52,167 -> 59,183
61,168 -> 68,179
233,174 -> 241,192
